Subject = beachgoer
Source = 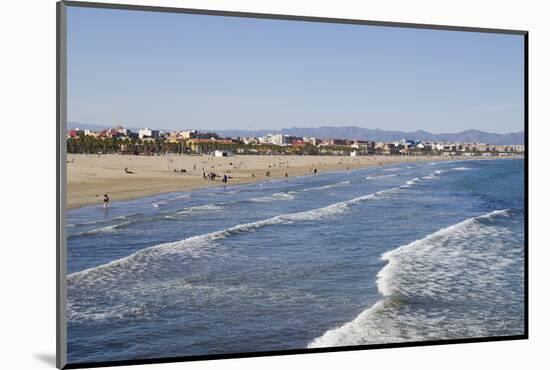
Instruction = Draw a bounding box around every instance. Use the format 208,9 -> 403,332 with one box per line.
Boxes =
313,168 -> 317,175
103,194 -> 109,208
285,173 -> 288,179
223,174 -> 228,183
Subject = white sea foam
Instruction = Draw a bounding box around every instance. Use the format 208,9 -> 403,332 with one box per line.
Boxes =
382,167 -> 402,172
452,167 -> 472,171
376,209 -> 510,297
308,209 -> 522,348
405,177 -> 421,186
366,174 -> 397,180
250,192 -> 296,202
68,219 -> 109,228
175,204 -> 224,214
420,169 -> 447,180
421,174 -> 437,180
151,201 -> 168,208
69,222 -> 131,237
301,180 -> 351,192
400,177 -> 422,188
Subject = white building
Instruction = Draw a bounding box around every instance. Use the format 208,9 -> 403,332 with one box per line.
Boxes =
138,128 -> 159,139
271,134 -> 285,145
303,137 -> 319,146
180,130 -> 197,139
242,136 -> 259,145
212,150 -> 234,157
84,129 -> 97,137
259,134 -> 292,146
259,134 -> 273,144
115,126 -> 130,136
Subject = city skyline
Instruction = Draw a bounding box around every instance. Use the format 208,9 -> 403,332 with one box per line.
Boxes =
67,7 -> 524,134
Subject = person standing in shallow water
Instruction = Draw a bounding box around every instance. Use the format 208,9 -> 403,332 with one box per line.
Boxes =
103,194 -> 109,209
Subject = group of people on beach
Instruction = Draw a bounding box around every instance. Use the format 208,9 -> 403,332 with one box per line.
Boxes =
203,171 -> 217,181
203,171 -> 230,183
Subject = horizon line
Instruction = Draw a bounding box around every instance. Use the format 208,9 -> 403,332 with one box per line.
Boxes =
67,121 -> 524,135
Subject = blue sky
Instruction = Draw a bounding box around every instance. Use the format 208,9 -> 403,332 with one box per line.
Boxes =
67,6 -> 524,133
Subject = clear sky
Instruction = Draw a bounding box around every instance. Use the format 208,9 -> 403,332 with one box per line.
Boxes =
67,6 -> 524,134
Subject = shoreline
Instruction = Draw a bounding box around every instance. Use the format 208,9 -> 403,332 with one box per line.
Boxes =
67,154 -> 521,210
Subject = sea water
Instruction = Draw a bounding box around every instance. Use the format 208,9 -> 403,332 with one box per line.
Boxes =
66,158 -> 525,363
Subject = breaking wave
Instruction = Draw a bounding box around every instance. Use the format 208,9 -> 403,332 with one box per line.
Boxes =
300,181 -> 351,192
366,174 -> 397,180
68,222 -> 132,238
67,185 -> 402,322
175,204 -> 225,214
250,192 -> 296,202
406,177 -> 421,186
308,209 -> 524,348
151,201 -> 168,208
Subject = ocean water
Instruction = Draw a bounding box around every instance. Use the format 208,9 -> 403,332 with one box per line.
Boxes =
66,158 -> 525,364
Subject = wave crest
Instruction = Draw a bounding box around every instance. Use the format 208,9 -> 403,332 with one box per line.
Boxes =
308,209 -> 522,348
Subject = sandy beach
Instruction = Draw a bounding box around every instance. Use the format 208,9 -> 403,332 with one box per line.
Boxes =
67,154 -> 459,209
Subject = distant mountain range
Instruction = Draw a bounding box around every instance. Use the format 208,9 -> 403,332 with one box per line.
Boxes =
68,122 -> 524,145
216,127 -> 524,145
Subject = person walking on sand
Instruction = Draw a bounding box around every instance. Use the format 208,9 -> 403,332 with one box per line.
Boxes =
103,194 -> 110,209
285,173 -> 288,180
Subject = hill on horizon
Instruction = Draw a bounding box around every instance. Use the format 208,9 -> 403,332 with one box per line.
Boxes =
67,122 -> 524,145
